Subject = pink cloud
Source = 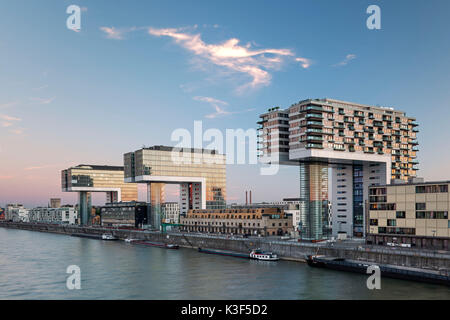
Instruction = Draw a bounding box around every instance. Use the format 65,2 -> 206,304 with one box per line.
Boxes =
148,27 -> 311,91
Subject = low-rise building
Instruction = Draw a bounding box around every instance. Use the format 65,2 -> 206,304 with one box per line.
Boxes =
100,202 -> 148,228
367,180 -> 450,249
180,207 -> 293,236
6,204 -> 29,222
28,207 -> 78,224
162,202 -> 180,224
0,208 -> 4,220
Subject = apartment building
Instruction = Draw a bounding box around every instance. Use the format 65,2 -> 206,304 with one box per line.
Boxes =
180,207 -> 293,236
258,98 -> 418,239
367,181 -> 449,249
29,207 -> 78,224
162,202 -> 180,224
5,204 -> 29,222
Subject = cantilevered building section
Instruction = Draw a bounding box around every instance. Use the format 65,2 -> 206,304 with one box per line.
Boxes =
61,165 -> 138,225
124,145 -> 226,229
258,98 -> 419,240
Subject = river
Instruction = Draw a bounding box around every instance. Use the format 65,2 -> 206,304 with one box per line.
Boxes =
0,228 -> 448,299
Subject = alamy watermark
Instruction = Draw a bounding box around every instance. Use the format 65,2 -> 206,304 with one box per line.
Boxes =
366,5 -> 381,30
366,265 -> 381,290
170,121 -> 279,175
66,5 -> 81,31
66,265 -> 81,290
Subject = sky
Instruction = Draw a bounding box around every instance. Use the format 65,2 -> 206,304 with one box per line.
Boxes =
0,0 -> 449,207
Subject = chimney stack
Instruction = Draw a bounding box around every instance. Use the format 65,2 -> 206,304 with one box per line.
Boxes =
250,190 -> 252,204
245,191 -> 248,205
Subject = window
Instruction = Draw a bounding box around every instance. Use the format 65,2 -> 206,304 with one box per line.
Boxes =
370,219 -> 378,226
387,219 -> 396,227
396,211 -> 406,219
416,203 -> 426,210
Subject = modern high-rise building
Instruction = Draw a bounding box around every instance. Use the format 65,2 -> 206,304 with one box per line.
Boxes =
258,98 -> 419,240
61,165 -> 138,225
124,145 -> 226,229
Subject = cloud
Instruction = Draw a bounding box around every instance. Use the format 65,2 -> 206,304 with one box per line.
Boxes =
0,101 -> 19,109
147,27 -> 311,91
29,97 -> 55,105
0,114 -> 21,131
333,54 -> 357,67
100,26 -> 137,40
0,175 -> 13,180
24,164 -> 61,171
193,96 -> 255,119
0,114 -> 21,122
32,85 -> 48,91
9,128 -> 24,135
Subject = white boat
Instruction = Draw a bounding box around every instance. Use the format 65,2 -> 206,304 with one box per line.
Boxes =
124,238 -> 137,243
102,234 -> 117,240
249,249 -> 279,261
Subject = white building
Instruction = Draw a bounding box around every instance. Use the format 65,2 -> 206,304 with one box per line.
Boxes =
6,204 -> 29,222
162,202 -> 180,224
29,207 -> 78,224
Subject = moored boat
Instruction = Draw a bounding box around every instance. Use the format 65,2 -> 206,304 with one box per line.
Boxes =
133,240 -> 179,249
249,249 -> 279,261
101,234 -> 118,240
306,255 -> 450,286
198,247 -> 249,258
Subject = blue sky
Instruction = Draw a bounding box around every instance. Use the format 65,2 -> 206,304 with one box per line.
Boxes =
0,0 -> 449,206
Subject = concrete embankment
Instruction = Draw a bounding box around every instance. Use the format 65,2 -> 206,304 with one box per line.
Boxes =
1,221 -> 449,271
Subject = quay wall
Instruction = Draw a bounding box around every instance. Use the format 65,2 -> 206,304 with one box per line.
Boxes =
1,222 -> 449,271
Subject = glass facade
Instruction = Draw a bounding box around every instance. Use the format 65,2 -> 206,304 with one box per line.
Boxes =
124,146 -> 226,207
298,162 -> 330,240
352,165 -> 364,236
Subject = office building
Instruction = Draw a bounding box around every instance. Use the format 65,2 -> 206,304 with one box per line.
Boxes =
124,145 -> 226,228
162,202 -> 180,224
100,202 -> 148,228
367,180 -> 449,249
61,164 -> 138,225
180,207 -> 293,236
258,98 -> 418,240
29,207 -> 78,224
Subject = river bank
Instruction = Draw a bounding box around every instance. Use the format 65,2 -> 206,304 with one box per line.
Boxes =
1,221 -> 449,272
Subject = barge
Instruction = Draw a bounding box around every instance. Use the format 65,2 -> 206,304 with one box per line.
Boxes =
133,240 -> 179,249
306,255 -> 450,286
198,247 -> 249,258
198,248 -> 279,261
71,233 -> 102,240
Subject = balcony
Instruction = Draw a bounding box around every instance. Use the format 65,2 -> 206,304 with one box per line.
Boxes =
373,121 -> 384,127
412,146 -> 419,151
305,113 -> 323,120
306,143 -> 324,149
409,159 -> 419,164
306,136 -> 323,141
306,121 -> 323,127
306,128 -> 323,134
344,117 -> 355,123
409,139 -> 419,145
413,128 -> 419,133
373,142 -> 384,147
409,121 -> 419,127
306,105 -> 324,112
